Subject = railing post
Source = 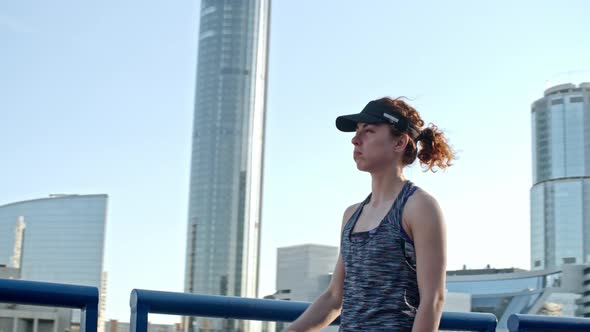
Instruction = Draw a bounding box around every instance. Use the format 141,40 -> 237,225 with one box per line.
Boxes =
130,290 -> 149,332
81,303 -> 98,332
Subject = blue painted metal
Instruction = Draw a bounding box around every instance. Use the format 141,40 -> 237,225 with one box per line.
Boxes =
130,289 -> 497,332
508,313 -> 590,332
129,290 -> 316,325
439,312 -> 497,332
0,278 -> 99,332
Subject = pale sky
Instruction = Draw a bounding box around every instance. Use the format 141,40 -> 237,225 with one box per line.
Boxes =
1,0 -> 589,325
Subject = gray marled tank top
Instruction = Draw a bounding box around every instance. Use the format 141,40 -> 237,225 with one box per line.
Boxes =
340,180 -> 419,331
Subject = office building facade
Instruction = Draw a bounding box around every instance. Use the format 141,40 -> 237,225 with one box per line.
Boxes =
0,194 -> 108,331
274,244 -> 339,302
530,82 -> 590,269
184,0 -> 271,330
0,194 -> 107,286
264,244 -> 339,332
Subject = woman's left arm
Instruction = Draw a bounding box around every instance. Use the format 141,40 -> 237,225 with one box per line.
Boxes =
405,191 -> 447,332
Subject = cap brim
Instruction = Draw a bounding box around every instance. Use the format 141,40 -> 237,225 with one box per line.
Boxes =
335,113 -> 385,132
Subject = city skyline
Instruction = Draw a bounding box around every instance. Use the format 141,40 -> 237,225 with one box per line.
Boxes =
1,0 -> 590,325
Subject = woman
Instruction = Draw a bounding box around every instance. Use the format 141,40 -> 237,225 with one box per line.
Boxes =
285,97 -> 455,331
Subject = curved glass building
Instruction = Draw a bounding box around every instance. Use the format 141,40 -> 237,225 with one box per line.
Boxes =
0,194 -> 107,287
530,82 -> 590,270
184,0 -> 270,331
0,194 -> 108,332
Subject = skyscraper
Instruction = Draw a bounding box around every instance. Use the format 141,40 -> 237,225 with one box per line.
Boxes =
530,82 -> 590,270
184,0 -> 270,331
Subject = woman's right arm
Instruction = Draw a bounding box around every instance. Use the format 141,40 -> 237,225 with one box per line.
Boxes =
283,255 -> 345,331
283,204 -> 358,332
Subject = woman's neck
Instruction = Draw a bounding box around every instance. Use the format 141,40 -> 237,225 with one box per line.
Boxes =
369,167 -> 406,207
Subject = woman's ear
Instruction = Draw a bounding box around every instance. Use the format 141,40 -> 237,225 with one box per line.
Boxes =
392,134 -> 409,153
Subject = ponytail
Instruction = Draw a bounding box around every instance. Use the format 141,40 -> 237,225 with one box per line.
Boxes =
415,124 -> 454,172
376,97 -> 456,172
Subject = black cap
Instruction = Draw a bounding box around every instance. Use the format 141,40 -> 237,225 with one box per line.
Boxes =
335,100 -> 421,139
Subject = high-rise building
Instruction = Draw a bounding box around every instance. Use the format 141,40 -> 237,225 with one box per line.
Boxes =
530,82 -> 590,270
99,271 -> 108,332
0,194 -> 108,331
183,1 -> 270,330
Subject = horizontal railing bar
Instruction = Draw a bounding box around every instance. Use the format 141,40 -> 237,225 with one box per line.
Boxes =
131,289 -> 325,323
0,278 -> 98,308
131,289 -> 497,331
508,314 -> 590,331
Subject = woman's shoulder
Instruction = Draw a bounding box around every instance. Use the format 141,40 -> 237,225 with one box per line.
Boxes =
340,202 -> 362,231
404,186 -> 444,226
344,202 -> 361,216
407,185 -> 436,203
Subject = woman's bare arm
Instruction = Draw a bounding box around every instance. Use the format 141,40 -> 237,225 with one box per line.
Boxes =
283,204 -> 358,332
405,191 -> 447,332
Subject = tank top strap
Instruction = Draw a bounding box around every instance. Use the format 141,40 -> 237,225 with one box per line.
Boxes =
387,180 -> 418,243
387,181 -> 416,220
342,194 -> 372,235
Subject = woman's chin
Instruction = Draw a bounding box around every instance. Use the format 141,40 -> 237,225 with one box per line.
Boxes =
354,162 -> 370,172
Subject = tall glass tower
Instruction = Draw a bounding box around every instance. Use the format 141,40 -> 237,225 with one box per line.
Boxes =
184,0 -> 270,331
530,82 -> 590,270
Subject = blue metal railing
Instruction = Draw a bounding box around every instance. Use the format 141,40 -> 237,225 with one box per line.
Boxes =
439,312 -> 497,332
0,278 -> 99,332
8,280 -> 590,332
129,289 -> 497,332
508,313 -> 590,331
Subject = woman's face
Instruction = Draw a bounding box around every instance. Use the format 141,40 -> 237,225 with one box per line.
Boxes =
351,123 -> 401,172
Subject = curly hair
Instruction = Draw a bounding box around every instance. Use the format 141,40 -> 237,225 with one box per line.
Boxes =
373,97 -> 455,172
